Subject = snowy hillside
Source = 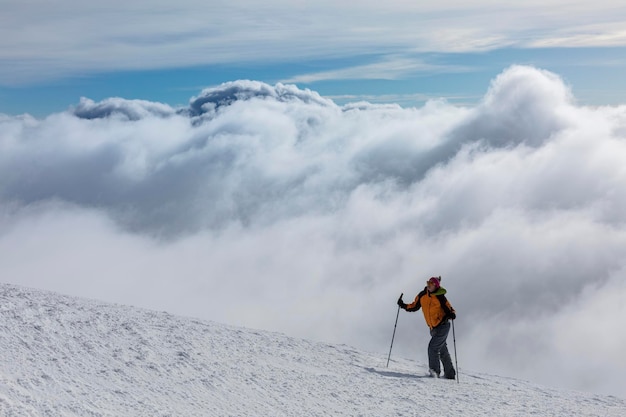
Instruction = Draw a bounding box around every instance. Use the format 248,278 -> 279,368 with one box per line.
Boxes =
1,284 -> 624,417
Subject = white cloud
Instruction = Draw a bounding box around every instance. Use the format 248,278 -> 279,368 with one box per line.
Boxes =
280,56 -> 473,84
528,24 -> 626,48
2,1 -> 626,84
1,65 -> 626,398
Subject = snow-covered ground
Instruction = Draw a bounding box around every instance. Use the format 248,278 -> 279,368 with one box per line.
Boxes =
1,283 -> 624,417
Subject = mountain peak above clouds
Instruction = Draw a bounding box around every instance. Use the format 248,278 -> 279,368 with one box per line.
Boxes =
188,80 -> 334,116
1,283 -> 624,416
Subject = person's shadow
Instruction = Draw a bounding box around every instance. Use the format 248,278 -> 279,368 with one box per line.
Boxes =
364,367 -> 428,379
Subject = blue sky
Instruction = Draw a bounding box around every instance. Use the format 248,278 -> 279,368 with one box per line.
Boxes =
1,1 -> 625,116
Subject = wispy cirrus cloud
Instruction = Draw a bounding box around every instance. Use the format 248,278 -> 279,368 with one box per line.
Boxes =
2,1 -> 626,85
528,25 -> 626,48
280,56 -> 473,83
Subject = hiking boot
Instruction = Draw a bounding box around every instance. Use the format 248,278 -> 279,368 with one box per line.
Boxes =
428,369 -> 440,378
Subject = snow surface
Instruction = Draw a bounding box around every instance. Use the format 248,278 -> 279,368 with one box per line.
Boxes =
1,283 -> 624,417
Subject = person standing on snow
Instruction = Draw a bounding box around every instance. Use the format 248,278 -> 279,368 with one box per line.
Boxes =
397,276 -> 457,379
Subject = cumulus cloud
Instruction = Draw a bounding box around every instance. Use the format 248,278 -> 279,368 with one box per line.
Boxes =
1,65 -> 626,398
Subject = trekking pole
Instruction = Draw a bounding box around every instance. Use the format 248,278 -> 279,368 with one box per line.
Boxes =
386,293 -> 403,368
452,319 -> 459,383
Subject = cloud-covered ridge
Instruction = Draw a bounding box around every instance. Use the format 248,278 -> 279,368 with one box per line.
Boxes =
188,80 -> 333,116
73,97 -> 177,121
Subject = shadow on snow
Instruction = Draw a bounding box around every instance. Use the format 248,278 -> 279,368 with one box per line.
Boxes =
364,367 -> 429,379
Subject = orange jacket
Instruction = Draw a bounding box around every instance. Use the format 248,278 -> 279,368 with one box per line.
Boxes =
405,287 -> 455,329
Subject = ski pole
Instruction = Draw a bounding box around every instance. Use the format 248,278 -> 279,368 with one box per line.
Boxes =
452,319 -> 459,383
386,293 -> 403,368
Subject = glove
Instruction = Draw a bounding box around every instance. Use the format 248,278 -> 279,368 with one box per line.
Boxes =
397,295 -> 407,310
447,312 -> 456,320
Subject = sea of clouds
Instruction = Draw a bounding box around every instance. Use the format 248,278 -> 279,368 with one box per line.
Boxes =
1,65 -> 625,398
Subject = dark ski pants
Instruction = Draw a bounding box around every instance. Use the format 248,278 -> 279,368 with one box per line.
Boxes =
428,321 -> 455,378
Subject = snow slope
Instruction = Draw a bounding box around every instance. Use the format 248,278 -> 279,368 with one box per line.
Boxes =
1,283 -> 624,417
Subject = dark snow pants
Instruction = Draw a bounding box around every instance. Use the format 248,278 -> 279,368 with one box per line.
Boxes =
428,321 -> 455,378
